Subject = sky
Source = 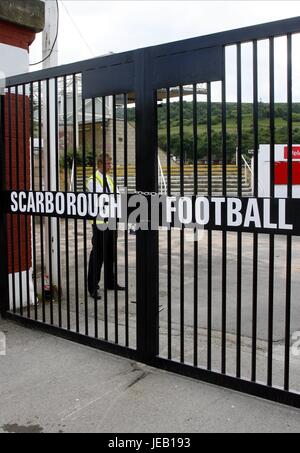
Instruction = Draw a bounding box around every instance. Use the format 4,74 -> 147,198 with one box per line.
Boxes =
30,0 -> 300,65
29,1 -> 300,102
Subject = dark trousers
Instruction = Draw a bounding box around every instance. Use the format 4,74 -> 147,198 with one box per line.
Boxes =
88,226 -> 115,295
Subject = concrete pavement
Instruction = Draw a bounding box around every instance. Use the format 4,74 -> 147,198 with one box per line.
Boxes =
0,318 -> 300,433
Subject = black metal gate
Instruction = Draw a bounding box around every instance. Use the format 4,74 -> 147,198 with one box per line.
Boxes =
2,17 -> 300,408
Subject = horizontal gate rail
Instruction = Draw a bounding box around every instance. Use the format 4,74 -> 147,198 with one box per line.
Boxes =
5,311 -> 300,410
150,357 -> 300,410
3,16 -> 300,88
5,312 -> 139,361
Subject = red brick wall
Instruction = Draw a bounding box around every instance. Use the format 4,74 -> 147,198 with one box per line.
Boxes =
4,93 -> 32,274
0,20 -> 35,51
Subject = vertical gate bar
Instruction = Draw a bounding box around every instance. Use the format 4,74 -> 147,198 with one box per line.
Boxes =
207,82 -> 212,371
102,96 -> 108,341
8,88 -> 16,313
22,85 -> 30,319
92,97 -> 98,339
46,79 -> 54,325
16,86 -> 24,317
123,93 -> 129,347
284,34 -> 293,391
38,81 -> 45,322
82,97 -> 89,336
179,85 -> 185,364
221,47 -> 227,374
73,74 -> 80,333
63,76 -> 70,330
112,94 -> 119,344
166,88 -> 172,360
268,37 -> 275,387
135,49 -> 159,360
156,93 -> 161,357
236,43 -> 242,378
30,83 -> 38,320
285,249 -> 292,390
193,83 -> 198,367
237,44 -> 242,196
287,35 -> 293,200
252,40 -> 259,382
54,77 -> 62,328
0,93 -> 9,317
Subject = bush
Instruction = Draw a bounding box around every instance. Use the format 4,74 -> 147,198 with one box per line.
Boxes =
60,147 -> 94,169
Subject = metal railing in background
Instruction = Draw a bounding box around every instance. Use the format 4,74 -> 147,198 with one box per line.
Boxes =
241,154 -> 266,197
158,155 -> 167,195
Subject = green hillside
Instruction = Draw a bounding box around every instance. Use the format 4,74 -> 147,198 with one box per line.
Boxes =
128,102 -> 300,162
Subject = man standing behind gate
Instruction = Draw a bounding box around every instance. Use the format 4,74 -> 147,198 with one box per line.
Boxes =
87,154 -> 125,300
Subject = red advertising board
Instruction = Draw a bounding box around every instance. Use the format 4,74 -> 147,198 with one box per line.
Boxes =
284,146 -> 300,159
274,161 -> 300,185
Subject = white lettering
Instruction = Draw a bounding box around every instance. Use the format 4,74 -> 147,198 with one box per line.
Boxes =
278,199 -> 293,230
55,193 -> 65,215
88,194 -> 99,217
27,192 -> 36,212
178,197 -> 192,224
244,199 -> 261,228
45,192 -> 54,214
195,197 -> 209,225
77,194 -> 87,217
66,193 -> 76,216
19,192 -> 27,213
211,197 -> 225,226
227,198 -> 243,227
109,194 -> 122,219
263,199 -> 277,229
166,196 -> 177,224
99,194 -> 110,218
10,192 -> 18,212
36,192 -> 44,214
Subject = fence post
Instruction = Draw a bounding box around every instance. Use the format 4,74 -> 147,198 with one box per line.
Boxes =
0,93 -> 9,317
135,49 -> 159,361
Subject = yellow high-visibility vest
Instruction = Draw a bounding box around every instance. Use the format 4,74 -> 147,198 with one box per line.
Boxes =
87,171 -> 115,224
87,171 -> 115,194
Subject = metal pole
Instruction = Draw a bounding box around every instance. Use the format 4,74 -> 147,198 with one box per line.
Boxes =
42,0 -> 59,288
42,0 -> 59,66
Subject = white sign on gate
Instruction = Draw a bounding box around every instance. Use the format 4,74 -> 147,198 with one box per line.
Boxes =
254,144 -> 300,199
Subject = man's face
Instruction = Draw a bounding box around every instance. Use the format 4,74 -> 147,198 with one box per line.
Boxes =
106,159 -> 112,173
99,158 -> 112,174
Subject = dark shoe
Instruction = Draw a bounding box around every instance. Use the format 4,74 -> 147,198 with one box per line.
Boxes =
107,283 -> 126,291
89,290 -> 102,300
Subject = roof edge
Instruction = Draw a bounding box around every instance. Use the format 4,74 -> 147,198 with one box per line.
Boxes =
0,0 -> 45,33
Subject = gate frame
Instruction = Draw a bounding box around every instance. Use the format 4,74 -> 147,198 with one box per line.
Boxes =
0,93 -> 9,318
2,16 -> 300,409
